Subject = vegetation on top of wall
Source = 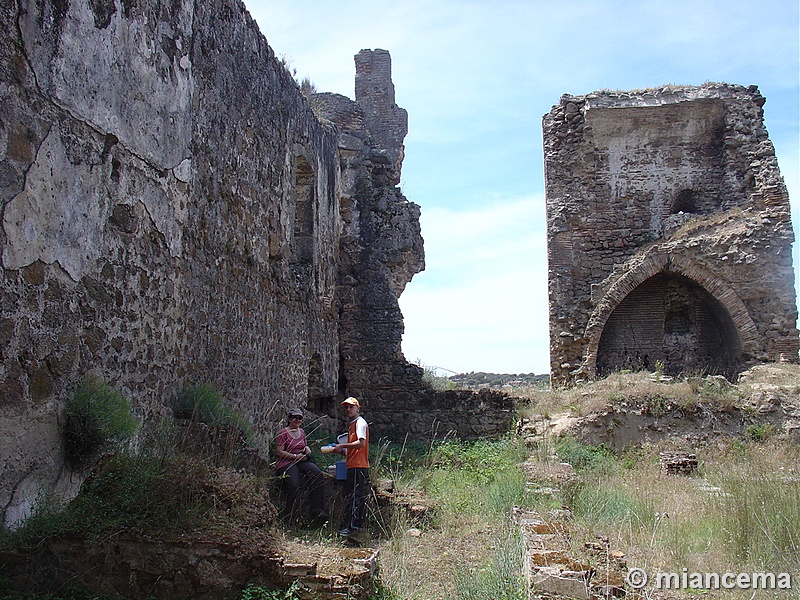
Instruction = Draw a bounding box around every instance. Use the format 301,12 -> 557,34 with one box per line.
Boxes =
417,362 -> 457,391
63,377 -> 139,469
298,77 -> 317,97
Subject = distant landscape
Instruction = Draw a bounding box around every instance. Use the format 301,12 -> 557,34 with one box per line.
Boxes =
451,371 -> 549,388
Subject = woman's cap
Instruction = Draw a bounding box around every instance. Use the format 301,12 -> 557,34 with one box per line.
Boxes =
341,397 -> 360,407
288,407 -> 304,417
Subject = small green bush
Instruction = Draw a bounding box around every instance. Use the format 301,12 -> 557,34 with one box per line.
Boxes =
64,377 -> 139,468
173,383 -> 252,440
744,422 -> 775,442
174,383 -> 226,424
554,435 -> 616,472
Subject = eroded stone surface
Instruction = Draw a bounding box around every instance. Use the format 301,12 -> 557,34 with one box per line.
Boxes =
0,0 -> 513,533
544,85 -> 798,386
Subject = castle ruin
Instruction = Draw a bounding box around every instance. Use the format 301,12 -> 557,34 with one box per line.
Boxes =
3,0 -> 796,534
0,0 -> 513,529
544,85 -> 798,386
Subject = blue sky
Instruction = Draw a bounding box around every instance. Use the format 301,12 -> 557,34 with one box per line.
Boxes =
247,1 -> 800,376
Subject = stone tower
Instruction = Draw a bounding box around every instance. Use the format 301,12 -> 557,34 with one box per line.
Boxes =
543,84 -> 798,386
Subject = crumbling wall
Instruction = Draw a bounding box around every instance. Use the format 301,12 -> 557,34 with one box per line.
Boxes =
544,84 -> 799,386
0,2 -> 515,531
315,51 -> 515,441
0,0 -> 341,528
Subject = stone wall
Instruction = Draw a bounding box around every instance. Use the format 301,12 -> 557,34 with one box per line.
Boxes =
1,0 -> 348,528
314,51 -> 515,443
544,84 -> 799,386
1,534 -> 379,599
0,2 -> 515,529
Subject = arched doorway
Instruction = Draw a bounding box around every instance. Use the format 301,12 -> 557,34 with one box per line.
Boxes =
596,272 -> 742,378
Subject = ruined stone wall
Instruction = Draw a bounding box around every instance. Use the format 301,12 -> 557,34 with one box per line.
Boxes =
316,51 -> 515,442
0,0 -> 341,528
544,84 -> 798,386
0,3 -> 514,529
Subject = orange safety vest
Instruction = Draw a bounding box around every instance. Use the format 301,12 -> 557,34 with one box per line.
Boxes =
346,416 -> 369,469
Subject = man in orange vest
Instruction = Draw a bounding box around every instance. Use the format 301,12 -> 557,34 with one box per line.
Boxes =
334,396 -> 369,536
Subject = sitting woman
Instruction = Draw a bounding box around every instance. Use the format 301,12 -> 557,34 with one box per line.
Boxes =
274,408 -> 328,528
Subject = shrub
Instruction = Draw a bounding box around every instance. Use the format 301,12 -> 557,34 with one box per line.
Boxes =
554,435 -> 616,473
64,377 -> 139,469
174,383 -> 225,424
744,422 -> 775,442
173,383 -> 252,439
415,360 -> 456,391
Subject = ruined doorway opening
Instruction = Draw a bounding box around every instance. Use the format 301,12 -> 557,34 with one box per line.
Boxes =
596,272 -> 742,379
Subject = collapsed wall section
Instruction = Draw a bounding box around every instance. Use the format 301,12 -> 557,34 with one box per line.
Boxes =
314,51 -> 515,441
544,84 -> 798,386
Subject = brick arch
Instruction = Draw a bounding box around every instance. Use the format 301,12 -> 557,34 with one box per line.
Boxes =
581,252 -> 759,377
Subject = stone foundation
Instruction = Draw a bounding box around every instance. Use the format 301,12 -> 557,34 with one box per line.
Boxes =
0,535 -> 379,600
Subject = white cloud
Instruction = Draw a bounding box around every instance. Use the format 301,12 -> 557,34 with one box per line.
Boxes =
399,196 -> 551,374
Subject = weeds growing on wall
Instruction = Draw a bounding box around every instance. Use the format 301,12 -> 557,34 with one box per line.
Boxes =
414,360 -> 457,391
173,383 -> 252,441
63,376 -> 139,469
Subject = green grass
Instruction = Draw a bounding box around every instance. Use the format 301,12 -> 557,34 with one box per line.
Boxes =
529,435 -> 800,586
705,446 -> 800,572
377,436 -> 530,599
424,437 -> 529,519
239,581 -> 302,600
63,377 -> 139,468
451,525 -> 527,600
554,435 -> 617,473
